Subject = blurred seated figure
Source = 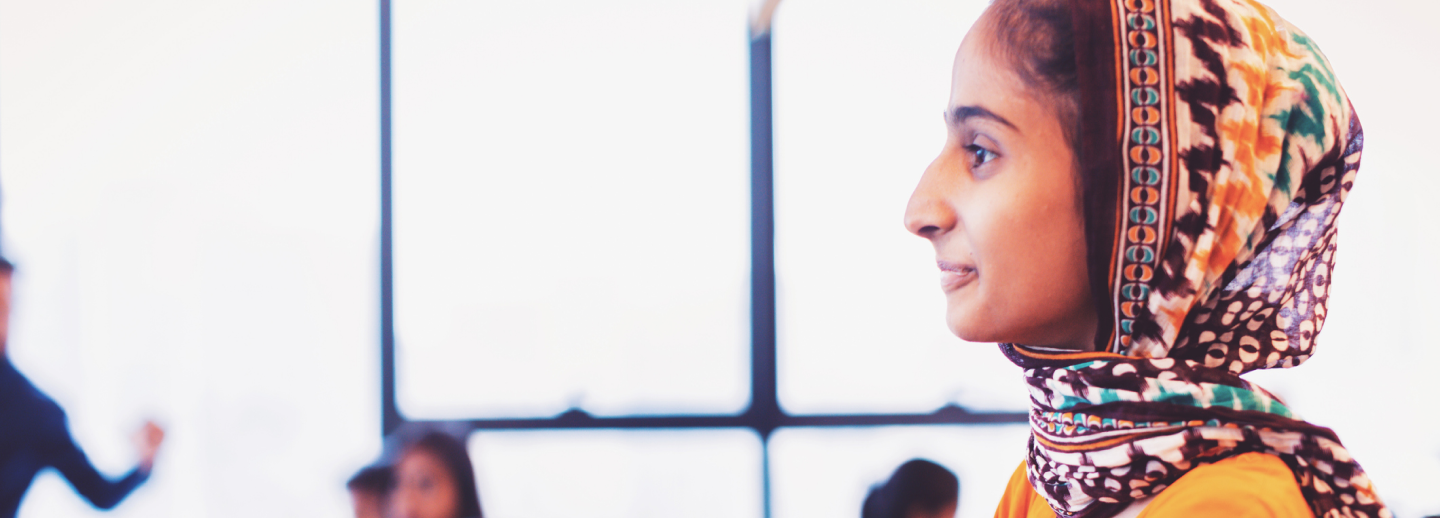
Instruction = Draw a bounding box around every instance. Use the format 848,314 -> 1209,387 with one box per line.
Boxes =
389,430 -> 483,518
347,465 -> 393,518
0,259 -> 165,517
862,458 -> 959,518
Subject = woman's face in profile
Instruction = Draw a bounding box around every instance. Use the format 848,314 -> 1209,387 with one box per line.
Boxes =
904,13 -> 1095,350
389,448 -> 461,518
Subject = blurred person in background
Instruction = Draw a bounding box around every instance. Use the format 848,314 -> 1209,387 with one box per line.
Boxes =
347,465 -> 393,518
904,0 -> 1385,515
388,430 -> 483,518
0,258 -> 165,517
861,458 -> 959,518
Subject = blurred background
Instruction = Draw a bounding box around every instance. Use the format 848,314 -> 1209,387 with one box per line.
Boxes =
0,0 -> 1436,517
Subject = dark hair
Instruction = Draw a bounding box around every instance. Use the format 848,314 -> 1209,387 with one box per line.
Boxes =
861,459 -> 960,518
404,431 -> 484,518
347,465 -> 393,495
984,0 -> 1081,155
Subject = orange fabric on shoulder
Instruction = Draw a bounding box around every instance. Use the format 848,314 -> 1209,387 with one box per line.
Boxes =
995,461 -> 1058,518
994,452 -> 1311,518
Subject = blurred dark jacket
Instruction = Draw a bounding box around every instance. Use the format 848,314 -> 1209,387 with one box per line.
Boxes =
0,357 -> 148,517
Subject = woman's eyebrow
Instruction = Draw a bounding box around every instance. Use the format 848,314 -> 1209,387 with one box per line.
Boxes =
948,105 -> 1018,131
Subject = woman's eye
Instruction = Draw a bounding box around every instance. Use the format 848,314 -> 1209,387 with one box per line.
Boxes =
963,143 -> 998,169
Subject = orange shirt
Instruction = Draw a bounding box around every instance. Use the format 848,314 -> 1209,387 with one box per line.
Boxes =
994,452 -> 1311,518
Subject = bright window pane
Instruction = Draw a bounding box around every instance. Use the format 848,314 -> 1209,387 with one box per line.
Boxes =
392,0 -> 752,419
471,429 -> 763,518
769,425 -> 1031,518
772,0 -> 1029,414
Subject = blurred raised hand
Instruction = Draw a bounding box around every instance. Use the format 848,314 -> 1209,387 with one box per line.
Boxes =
132,421 -> 165,471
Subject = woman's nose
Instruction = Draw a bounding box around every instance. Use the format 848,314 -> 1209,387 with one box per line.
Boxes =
904,163 -> 958,240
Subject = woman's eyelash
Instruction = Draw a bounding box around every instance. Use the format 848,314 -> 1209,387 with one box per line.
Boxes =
963,143 -> 998,167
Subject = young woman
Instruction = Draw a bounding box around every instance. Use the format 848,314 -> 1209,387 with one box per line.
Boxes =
903,0 -> 1386,516
389,432 -> 484,518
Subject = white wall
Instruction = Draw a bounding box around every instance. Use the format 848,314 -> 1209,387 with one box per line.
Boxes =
0,1 -> 380,517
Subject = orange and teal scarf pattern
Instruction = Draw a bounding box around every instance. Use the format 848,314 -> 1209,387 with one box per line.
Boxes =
1002,0 -> 1387,517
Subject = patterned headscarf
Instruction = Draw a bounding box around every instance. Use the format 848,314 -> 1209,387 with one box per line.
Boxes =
998,0 -> 1388,516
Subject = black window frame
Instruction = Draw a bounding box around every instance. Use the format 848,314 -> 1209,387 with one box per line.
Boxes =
377,2 -> 1026,515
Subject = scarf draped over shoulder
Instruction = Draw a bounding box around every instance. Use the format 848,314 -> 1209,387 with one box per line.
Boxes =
1000,0 -> 1386,516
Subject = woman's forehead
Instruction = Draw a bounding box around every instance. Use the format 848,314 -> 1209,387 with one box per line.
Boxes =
948,60 -> 1051,137
947,20 -> 1047,133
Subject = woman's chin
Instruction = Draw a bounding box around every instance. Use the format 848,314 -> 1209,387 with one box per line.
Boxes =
944,304 -> 1002,343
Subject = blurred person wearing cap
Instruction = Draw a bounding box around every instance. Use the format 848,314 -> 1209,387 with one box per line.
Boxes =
0,258 -> 166,516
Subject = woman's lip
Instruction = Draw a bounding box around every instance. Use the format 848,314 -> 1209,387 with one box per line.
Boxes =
937,261 -> 977,291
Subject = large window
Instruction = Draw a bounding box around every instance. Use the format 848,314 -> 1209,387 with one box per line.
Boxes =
382,1 -> 1029,517
472,430 -> 764,518
771,0 -> 1026,415
769,425 -> 1028,518
390,0 -> 753,420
